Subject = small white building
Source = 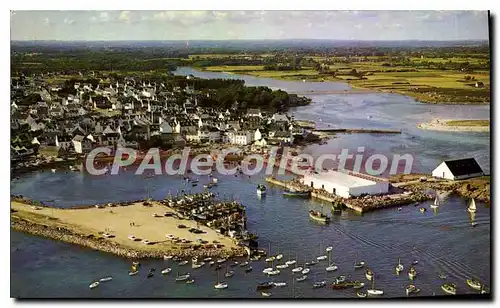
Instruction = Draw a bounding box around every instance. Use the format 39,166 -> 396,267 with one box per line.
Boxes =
432,158 -> 484,180
301,170 -> 389,198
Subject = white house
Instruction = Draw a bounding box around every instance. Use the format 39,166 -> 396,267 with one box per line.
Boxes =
254,129 -> 262,141
301,170 -> 389,198
432,158 -> 484,180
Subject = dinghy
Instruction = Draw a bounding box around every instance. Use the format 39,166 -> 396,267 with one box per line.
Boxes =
441,283 -> 456,295
89,281 -> 99,289
466,278 -> 483,290
128,271 -> 139,276
296,275 -> 308,282
99,277 -> 112,282
302,268 -> 310,275
273,282 -> 287,287
276,264 -> 289,269
161,268 -> 172,275
357,291 -> 368,298
261,291 -> 272,297
367,276 -> 384,296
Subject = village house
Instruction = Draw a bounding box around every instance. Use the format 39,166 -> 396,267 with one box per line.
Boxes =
432,158 -> 484,180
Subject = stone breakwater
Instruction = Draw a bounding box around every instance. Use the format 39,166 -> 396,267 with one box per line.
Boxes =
11,216 -> 244,260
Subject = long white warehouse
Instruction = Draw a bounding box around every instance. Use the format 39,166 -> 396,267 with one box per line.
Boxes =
301,170 -> 389,198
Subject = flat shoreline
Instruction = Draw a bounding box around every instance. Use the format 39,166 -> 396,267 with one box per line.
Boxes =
10,199 -> 246,260
417,118 -> 490,132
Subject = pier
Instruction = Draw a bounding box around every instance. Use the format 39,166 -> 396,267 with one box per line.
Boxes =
313,128 -> 402,134
265,177 -> 432,213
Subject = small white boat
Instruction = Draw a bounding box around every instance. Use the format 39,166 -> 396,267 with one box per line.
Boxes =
216,258 -> 227,264
175,273 -> 191,281
276,264 -> 289,269
51,169 -> 56,173
99,276 -> 112,282
265,256 -> 276,262
354,261 -> 365,269
395,258 -> 404,274
273,282 -> 287,287
430,196 -> 440,209
326,264 -> 338,272
257,185 -> 267,196
406,284 -> 420,296
185,279 -> 195,284
261,291 -> 272,297
302,268 -> 310,274
262,267 -> 273,273
420,207 -> 426,213
128,271 -> 139,276
367,277 -> 384,296
163,255 -> 173,260
313,281 -> 327,288
266,269 -> 280,276
178,260 -> 189,266
353,281 -> 365,289
291,266 -> 303,273
192,262 -> 205,269
468,198 -> 477,213
275,254 -> 283,260
357,291 -> 368,298
325,246 -> 333,252
365,269 -> 374,281
296,275 -> 308,282
215,282 -> 228,289
161,268 -> 172,275
89,281 -> 99,289
408,267 -> 417,280
285,260 -> 296,266
316,255 -> 328,261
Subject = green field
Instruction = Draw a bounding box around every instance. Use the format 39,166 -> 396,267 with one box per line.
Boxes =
446,120 -> 490,127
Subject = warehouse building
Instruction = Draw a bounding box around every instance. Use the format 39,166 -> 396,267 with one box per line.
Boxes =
301,170 -> 389,198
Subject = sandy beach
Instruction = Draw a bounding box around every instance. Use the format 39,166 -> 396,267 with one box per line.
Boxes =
417,118 -> 490,132
11,200 -> 241,258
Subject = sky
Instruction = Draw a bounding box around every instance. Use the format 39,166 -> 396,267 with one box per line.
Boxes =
10,10 -> 489,41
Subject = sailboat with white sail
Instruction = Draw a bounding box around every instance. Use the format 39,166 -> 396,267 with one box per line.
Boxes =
326,248 -> 338,272
214,270 -> 228,289
367,275 -> 384,296
316,242 -> 327,261
468,198 -> 477,213
395,258 -> 404,274
430,195 -> 440,209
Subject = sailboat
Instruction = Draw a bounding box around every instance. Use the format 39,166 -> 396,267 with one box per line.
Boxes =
395,258 -> 404,274
468,198 -> 477,213
367,275 -> 384,296
266,258 -> 280,276
354,260 -> 365,269
326,249 -> 338,272
316,243 -> 328,261
265,242 -> 275,262
285,245 -> 296,266
291,253 -> 303,273
275,244 -> 283,260
430,195 -> 440,209
408,266 -> 417,280
224,264 -> 235,278
365,268 -> 374,281
214,270 -> 228,289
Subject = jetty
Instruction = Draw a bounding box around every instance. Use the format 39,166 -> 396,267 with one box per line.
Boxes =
265,177 -> 432,213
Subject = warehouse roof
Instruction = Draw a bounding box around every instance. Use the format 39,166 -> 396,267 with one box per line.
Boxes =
305,170 -> 377,188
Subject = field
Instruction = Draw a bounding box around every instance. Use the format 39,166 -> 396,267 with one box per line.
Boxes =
194,53 -> 490,104
446,120 -> 490,127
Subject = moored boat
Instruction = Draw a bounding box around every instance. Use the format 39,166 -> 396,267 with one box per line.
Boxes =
302,268 -> 310,275
276,264 -> 288,269
431,195 -> 440,209
357,291 -> 368,298
283,190 -> 309,197
468,198 -> 477,213
273,282 -> 287,287
354,261 -> 365,269
441,283 -> 457,295
466,278 -> 482,290
367,276 -> 384,296
406,284 -> 420,296
296,275 -> 308,282
408,266 -> 417,280
128,271 -> 139,276
353,281 -> 365,289
313,280 -> 327,289
365,268 -> 374,281
395,258 -> 404,274
161,268 -> 172,275
245,266 -> 253,273
256,281 -> 274,290
89,281 -> 99,289
309,210 -> 330,223
257,184 -> 267,196
178,260 -> 189,266
99,276 -> 112,282
175,273 -> 191,281
261,291 -> 272,297
185,279 -> 195,284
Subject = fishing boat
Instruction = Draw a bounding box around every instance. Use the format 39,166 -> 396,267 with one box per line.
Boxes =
353,281 -> 365,289
395,258 -> 404,274
431,195 -> 440,209
257,184 -> 267,196
256,281 -> 274,290
245,266 -> 253,273
283,190 -> 309,197
408,266 -> 417,280
354,261 -> 365,269
185,279 -> 195,284
261,292 -> 272,297
99,276 -> 112,282
161,268 -> 172,275
406,284 -> 420,296
441,283 -> 456,295
313,281 -> 327,289
468,198 -> 477,213
367,276 -> 384,296
309,210 -> 330,223
365,268 -> 374,281
175,273 -> 191,281
89,281 -> 99,289
273,282 -> 287,287
224,265 -> 235,278
296,275 -> 308,282
357,291 -> 368,298
466,278 -> 483,290
128,271 -> 139,276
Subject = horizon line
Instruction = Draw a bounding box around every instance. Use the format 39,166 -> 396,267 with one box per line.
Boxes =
11,38 -> 490,42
